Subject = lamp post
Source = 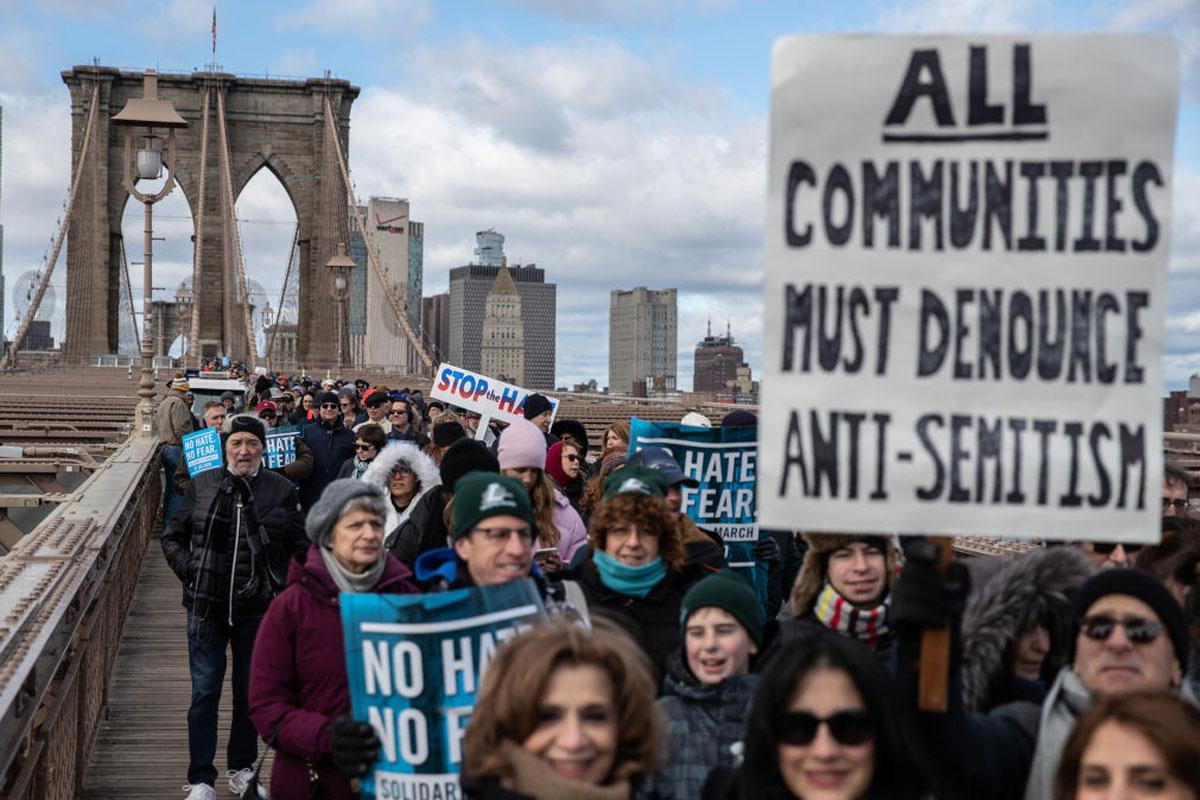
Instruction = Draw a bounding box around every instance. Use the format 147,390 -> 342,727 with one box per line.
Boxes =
261,301 -> 274,372
324,242 -> 355,372
112,70 -> 187,437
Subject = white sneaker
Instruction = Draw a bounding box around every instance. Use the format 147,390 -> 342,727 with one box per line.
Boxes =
226,768 -> 266,798
182,785 -> 217,800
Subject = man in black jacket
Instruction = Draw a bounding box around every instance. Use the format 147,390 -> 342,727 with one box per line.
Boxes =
298,391 -> 355,510
161,415 -> 305,798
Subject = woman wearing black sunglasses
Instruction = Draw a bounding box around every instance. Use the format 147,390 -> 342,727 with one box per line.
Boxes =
704,632 -> 936,800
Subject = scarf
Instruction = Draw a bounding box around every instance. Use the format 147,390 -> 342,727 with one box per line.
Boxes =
1023,669 -> 1092,800
594,551 -> 665,599
352,457 -> 371,479
498,741 -> 631,800
812,582 -> 892,649
190,473 -> 275,646
320,545 -> 387,595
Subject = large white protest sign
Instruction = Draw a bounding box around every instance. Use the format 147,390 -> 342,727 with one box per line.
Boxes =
759,36 -> 1178,542
430,363 -> 558,438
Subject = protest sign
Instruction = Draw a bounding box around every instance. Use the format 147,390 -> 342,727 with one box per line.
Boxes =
181,426 -> 222,477
760,35 -> 1178,542
341,579 -> 548,799
264,424 -> 300,470
628,418 -> 767,608
430,363 -> 558,438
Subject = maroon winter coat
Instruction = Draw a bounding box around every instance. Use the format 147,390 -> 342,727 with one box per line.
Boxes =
249,544 -> 419,800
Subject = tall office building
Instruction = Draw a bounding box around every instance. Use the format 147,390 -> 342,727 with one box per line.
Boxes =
694,320 -> 750,394
347,197 -> 424,370
608,287 -> 677,395
448,230 -> 556,389
479,267 -> 524,383
421,293 -> 449,364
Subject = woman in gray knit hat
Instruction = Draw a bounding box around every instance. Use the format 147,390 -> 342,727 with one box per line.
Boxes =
248,479 -> 419,799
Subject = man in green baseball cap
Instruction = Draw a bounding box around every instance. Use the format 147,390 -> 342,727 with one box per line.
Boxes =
449,471 -> 538,587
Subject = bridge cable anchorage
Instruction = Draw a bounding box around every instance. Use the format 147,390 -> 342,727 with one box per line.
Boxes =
322,96 -> 435,376
2,80 -> 101,370
215,89 -> 258,368
187,87 -> 211,366
264,224 -> 299,368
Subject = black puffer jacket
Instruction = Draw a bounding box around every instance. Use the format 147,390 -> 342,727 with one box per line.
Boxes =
389,487 -> 450,568
161,467 -> 306,611
576,559 -> 687,678
299,419 -> 355,509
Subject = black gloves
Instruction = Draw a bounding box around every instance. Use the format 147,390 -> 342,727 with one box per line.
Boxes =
752,536 -> 781,566
329,714 -> 380,777
891,539 -> 970,630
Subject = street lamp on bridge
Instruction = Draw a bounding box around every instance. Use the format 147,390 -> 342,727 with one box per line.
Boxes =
324,243 -> 355,372
112,69 -> 187,437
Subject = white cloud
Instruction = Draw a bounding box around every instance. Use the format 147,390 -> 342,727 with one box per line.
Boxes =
502,0 -> 731,26
278,0 -> 431,37
348,34 -> 765,387
874,0 -> 1048,32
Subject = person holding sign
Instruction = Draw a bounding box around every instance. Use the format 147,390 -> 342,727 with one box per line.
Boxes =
249,479 -> 420,800
704,634 -> 935,800
783,534 -> 900,666
461,618 -> 664,800
575,466 -> 689,677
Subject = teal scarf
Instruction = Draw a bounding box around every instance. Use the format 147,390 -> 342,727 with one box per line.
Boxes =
594,551 -> 666,598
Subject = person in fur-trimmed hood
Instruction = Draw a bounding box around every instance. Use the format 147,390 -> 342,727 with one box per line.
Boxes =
360,441 -> 441,550
783,533 -> 900,662
960,546 -> 1096,713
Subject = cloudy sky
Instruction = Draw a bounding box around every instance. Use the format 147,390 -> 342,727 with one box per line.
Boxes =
0,0 -> 1196,390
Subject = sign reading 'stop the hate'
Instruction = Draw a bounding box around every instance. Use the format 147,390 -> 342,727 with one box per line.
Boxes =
759,36 -> 1179,542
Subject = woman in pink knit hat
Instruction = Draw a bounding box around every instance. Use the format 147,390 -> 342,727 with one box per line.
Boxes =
498,418 -> 589,572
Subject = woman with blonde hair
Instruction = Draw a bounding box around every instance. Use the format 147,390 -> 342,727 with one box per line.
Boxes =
462,618 -> 664,800
497,418 -> 588,571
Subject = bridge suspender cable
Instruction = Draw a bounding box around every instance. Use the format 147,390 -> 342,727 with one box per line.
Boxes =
321,95 -> 435,376
264,225 -> 298,368
215,89 -> 259,368
1,79 -> 101,371
187,87 -> 211,365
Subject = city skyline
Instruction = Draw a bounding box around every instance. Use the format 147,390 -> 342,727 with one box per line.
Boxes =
0,1 -> 1195,389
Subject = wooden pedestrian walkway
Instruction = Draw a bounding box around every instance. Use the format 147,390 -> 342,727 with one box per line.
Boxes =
82,534 -> 272,798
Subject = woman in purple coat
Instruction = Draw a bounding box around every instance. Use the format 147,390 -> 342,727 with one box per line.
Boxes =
249,479 -> 420,800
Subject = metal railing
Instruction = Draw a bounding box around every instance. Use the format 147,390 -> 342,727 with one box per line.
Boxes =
0,437 -> 159,798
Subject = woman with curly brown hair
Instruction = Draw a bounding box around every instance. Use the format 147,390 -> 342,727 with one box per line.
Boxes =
574,464 -> 688,677
462,618 -> 664,800
1053,690 -> 1200,800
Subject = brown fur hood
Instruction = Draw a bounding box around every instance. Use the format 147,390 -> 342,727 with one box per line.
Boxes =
789,532 -> 900,617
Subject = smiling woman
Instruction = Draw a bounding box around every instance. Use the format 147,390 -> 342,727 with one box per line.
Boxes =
461,618 -> 663,800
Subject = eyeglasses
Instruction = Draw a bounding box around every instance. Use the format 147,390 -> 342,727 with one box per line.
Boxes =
564,454 -> 580,462
471,526 -> 533,544
390,466 -> 415,477
1090,542 -> 1143,555
1162,497 -> 1189,511
320,403 -> 338,410
389,409 -> 406,417
775,710 -> 874,746
1080,615 -> 1163,645
340,402 -> 352,409
354,443 -> 375,452
260,412 -> 276,420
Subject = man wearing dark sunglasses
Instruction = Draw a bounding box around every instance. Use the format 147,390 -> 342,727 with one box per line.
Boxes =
298,391 -> 355,510
1076,540 -> 1141,569
893,551 -> 1191,800
256,401 -> 312,484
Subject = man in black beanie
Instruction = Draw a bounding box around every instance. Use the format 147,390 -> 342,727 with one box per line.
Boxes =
522,393 -> 554,432
298,391 -> 355,510
892,551 -> 1193,800
387,439 -> 500,568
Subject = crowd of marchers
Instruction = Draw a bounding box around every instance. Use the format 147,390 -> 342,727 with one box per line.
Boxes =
154,370 -> 1200,800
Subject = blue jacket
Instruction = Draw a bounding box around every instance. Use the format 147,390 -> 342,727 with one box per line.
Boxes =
298,420 -> 355,509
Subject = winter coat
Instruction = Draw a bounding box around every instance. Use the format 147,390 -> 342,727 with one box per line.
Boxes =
249,545 -> 419,800
961,547 -> 1095,713
274,435 -> 313,483
547,489 -> 589,564
158,390 -> 194,446
299,419 -> 356,509
576,559 -> 687,678
761,529 -> 802,620
389,487 -> 451,568
360,441 -> 443,547
643,650 -> 759,800
161,466 -> 306,611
